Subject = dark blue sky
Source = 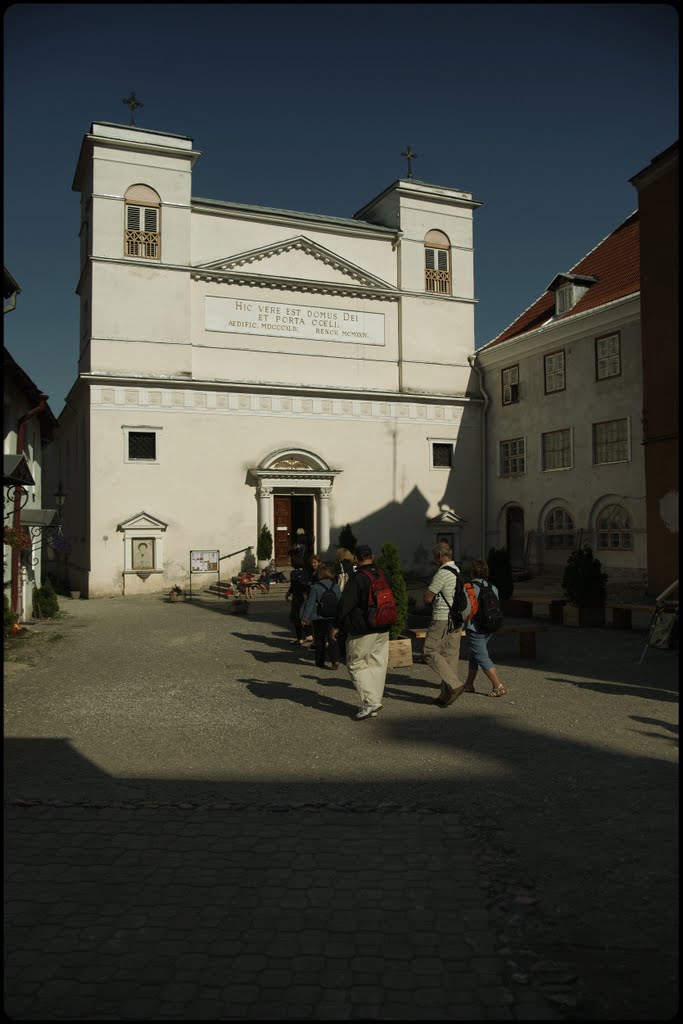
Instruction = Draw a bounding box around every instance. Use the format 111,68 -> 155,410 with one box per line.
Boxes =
4,3 -> 678,415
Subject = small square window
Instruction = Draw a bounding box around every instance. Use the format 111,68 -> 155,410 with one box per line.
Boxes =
595,333 -> 621,380
128,431 -> 156,460
500,437 -> 525,475
593,419 -> 629,464
432,443 -> 453,468
541,429 -> 572,471
502,365 -> 520,405
544,350 -> 566,394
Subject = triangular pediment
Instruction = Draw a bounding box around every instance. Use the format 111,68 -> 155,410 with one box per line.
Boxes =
117,510 -> 168,532
427,505 -> 467,527
194,235 -> 396,292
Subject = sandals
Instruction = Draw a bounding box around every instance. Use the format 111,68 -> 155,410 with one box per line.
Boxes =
490,684 -> 507,697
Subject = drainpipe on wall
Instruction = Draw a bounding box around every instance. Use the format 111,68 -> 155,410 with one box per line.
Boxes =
11,396 -> 47,618
467,354 -> 489,557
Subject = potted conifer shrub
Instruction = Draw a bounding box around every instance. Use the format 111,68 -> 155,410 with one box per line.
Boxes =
338,523 -> 357,553
561,546 -> 608,627
377,542 -> 412,668
256,524 -> 273,569
487,546 -> 522,615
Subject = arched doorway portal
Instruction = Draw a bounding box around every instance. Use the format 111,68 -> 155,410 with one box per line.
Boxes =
249,449 -> 341,562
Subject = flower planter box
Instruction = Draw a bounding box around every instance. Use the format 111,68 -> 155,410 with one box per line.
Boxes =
501,598 -> 533,618
549,599 -> 567,624
562,605 -> 606,628
387,637 -> 413,669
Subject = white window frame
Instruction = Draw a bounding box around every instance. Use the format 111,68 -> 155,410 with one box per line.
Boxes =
429,439 -> 455,470
556,284 -> 573,314
502,365 -> 520,405
123,426 -> 162,465
544,507 -> 575,549
124,203 -> 160,259
424,246 -> 451,295
500,437 -> 526,476
541,427 -> 573,471
596,504 -> 634,551
544,350 -> 566,394
592,418 -> 630,465
595,332 -> 621,381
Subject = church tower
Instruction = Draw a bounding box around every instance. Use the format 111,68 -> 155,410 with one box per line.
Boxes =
72,122 -> 200,379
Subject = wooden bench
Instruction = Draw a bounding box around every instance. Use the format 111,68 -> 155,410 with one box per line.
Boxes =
504,595 -> 566,623
408,623 -> 548,660
607,603 -> 655,629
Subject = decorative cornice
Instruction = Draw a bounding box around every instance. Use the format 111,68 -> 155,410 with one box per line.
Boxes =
190,270 -> 399,300
86,383 -> 468,426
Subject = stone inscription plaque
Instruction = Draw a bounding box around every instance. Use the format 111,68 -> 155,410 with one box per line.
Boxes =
205,297 -> 385,346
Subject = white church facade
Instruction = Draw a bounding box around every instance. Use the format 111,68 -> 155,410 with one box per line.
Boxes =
52,122 -> 484,597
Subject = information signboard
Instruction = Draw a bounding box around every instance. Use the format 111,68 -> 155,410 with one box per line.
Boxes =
190,550 -> 219,573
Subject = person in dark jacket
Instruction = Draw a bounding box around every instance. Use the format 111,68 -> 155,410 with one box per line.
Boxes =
332,547 -> 356,663
331,544 -> 390,720
285,555 -> 310,645
300,564 -> 342,669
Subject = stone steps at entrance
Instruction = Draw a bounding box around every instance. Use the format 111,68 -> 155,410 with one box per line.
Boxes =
207,581 -> 289,599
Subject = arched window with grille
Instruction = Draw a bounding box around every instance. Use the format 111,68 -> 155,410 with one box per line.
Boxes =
597,504 -> 633,550
544,508 -> 575,549
424,230 -> 451,294
124,184 -> 161,259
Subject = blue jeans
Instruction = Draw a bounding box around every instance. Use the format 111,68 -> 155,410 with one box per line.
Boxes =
466,628 -> 495,671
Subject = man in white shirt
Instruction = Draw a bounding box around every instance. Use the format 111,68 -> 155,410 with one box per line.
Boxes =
423,540 -> 466,707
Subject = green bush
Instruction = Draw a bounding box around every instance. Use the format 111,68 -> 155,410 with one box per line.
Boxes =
256,524 -> 273,561
337,523 -> 357,553
32,577 -> 60,619
562,546 -> 608,608
377,542 -> 409,640
487,547 -> 514,600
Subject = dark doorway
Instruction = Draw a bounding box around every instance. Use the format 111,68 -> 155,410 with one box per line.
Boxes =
273,495 -> 315,564
506,506 -> 525,566
274,497 -> 292,563
292,495 -> 314,557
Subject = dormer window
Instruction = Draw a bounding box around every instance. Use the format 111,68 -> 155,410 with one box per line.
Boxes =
548,273 -> 597,316
556,284 -> 574,315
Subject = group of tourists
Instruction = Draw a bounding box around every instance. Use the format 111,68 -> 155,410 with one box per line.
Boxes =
279,538 -> 507,721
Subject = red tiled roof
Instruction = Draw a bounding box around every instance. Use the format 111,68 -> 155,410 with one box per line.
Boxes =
483,211 -> 640,348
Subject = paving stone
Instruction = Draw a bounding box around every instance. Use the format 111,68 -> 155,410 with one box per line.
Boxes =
12,601 -> 634,1024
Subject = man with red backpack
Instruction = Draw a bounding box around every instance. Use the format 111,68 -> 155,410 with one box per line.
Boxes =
331,544 -> 396,720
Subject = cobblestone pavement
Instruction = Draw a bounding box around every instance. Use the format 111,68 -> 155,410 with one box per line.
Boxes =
4,592 -> 678,1019
6,804 -> 556,1021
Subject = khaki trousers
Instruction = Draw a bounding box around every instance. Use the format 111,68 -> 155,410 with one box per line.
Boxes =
346,631 -> 389,707
423,620 -> 462,689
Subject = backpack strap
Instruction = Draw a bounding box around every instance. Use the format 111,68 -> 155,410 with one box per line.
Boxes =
438,565 -> 459,610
